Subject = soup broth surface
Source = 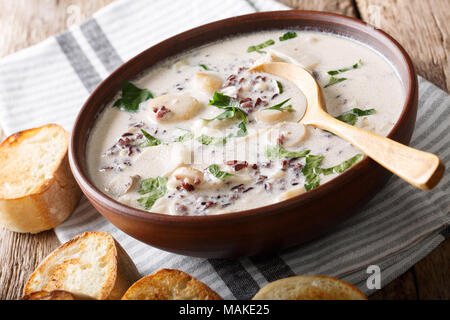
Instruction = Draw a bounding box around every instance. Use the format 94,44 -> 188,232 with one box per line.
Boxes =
87,30 -> 405,216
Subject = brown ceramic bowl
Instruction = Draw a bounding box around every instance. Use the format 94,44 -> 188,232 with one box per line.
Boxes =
69,11 -> 418,258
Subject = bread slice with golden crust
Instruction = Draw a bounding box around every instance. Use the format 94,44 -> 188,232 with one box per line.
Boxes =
0,124 -> 82,233
22,290 -> 76,300
23,231 -> 140,300
252,275 -> 367,300
122,269 -> 222,300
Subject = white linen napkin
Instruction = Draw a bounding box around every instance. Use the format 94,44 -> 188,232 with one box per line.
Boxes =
0,0 -> 448,299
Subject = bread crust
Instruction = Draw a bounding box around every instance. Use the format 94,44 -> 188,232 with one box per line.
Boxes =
252,275 -> 367,300
0,124 -> 82,233
23,231 -> 140,300
122,269 -> 222,300
22,290 -> 76,300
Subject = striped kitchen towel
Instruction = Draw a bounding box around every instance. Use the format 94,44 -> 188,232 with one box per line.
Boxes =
0,0 -> 448,299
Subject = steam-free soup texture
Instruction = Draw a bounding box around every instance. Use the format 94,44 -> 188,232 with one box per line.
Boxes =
87,30 -> 404,216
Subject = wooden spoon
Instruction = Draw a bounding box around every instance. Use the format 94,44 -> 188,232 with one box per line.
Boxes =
248,62 -> 444,190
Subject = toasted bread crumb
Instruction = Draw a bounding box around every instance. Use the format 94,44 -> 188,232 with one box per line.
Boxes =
252,275 -> 367,300
0,124 -> 82,233
23,231 -> 140,300
22,290 -> 76,300
122,269 -> 222,300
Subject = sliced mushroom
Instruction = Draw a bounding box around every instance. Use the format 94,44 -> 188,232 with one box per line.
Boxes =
149,93 -> 201,123
124,175 -> 141,193
278,186 -> 306,201
255,109 -> 290,124
193,72 -> 223,95
106,174 -> 141,197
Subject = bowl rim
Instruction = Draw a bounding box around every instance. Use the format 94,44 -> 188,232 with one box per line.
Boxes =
69,10 -> 417,225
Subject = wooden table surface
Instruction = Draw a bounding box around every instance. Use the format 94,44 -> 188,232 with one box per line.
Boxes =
0,0 -> 448,300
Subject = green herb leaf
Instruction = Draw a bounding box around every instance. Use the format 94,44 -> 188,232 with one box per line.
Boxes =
327,59 -> 363,76
279,31 -> 297,41
139,129 -> 161,147
206,109 -> 235,121
324,76 -> 347,88
302,155 -> 325,191
207,92 -> 248,136
350,108 -> 376,117
174,132 -> 194,142
208,164 -> 232,180
236,121 -> 247,137
336,113 -> 358,125
208,92 -> 231,107
247,39 -> 275,54
234,108 -> 247,123
324,60 -> 362,88
335,108 -> 376,125
302,153 -> 365,191
265,145 -> 310,159
199,64 -> 211,70
275,80 -> 283,94
264,98 -> 295,112
197,134 -> 227,146
318,154 -> 365,175
137,176 -> 167,210
113,81 -> 154,112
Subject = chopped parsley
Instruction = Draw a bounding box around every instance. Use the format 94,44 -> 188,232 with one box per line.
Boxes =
199,64 -> 211,70
324,60 -> 363,88
335,108 -> 376,125
207,92 -> 248,137
327,60 -> 363,76
275,80 -> 283,94
279,31 -> 297,41
137,176 -> 167,210
139,129 -> 161,147
173,131 -> 194,142
324,76 -> 347,88
236,121 -> 247,137
113,81 -> 153,112
264,98 -> 295,112
302,155 -> 324,191
265,145 -> 310,159
197,134 -> 228,146
318,154 -> 365,175
302,154 -> 365,190
208,164 -> 233,180
247,39 -> 275,54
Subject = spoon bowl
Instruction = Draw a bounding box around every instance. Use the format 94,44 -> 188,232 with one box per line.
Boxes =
249,62 -> 445,190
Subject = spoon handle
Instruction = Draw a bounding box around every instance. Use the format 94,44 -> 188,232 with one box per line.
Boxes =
304,109 -> 445,190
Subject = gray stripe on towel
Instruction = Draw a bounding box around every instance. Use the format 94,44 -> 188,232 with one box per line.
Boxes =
80,18 -> 124,72
55,31 -> 102,93
250,254 -> 295,282
208,259 -> 260,299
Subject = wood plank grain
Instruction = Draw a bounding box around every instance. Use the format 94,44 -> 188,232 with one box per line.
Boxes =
414,236 -> 450,299
0,230 -> 60,299
356,0 -> 450,300
0,0 -> 115,300
370,268 -> 418,300
278,0 -> 356,16
356,0 -> 450,92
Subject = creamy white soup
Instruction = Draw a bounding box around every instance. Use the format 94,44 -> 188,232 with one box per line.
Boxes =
87,30 -> 405,216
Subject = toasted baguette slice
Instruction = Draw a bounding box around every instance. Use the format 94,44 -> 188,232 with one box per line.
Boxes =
122,269 -> 222,300
252,275 -> 367,300
22,290 -> 76,300
0,124 -> 82,233
23,231 -> 140,300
